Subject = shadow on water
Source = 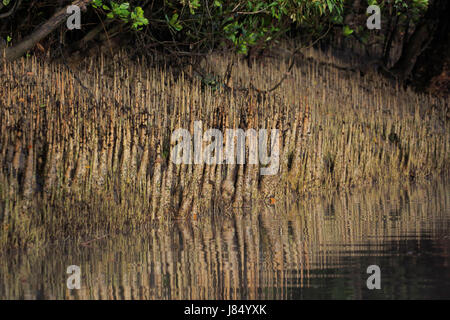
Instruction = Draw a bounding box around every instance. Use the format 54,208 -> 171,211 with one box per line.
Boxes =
1,178 -> 449,299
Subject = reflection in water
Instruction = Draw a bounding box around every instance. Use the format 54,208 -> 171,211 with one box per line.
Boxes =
1,179 -> 449,299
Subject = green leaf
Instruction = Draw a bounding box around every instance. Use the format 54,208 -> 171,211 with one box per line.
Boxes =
91,0 -> 102,8
119,3 -> 130,10
326,0 -> 333,12
169,13 -> 179,25
168,13 -> 182,31
343,25 -> 354,37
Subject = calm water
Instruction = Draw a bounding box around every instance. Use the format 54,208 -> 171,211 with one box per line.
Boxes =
1,179 -> 449,299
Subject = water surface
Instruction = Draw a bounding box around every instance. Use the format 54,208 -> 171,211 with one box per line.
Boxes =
1,179 -> 449,299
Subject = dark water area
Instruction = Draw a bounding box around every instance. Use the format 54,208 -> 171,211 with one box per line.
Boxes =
1,179 -> 449,300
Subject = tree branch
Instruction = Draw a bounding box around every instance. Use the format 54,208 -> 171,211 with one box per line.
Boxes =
0,0 -> 22,19
2,0 -> 92,61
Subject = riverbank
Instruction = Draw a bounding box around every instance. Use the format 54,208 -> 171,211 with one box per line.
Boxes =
0,48 -> 448,250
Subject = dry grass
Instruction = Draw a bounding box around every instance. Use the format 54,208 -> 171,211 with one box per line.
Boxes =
0,47 -> 448,251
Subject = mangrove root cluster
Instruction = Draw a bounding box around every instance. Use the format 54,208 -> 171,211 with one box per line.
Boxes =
0,49 -> 448,249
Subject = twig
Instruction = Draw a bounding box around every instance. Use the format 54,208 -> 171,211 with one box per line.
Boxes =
80,234 -> 109,246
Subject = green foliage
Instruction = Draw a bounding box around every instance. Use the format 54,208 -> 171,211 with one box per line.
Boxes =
394,0 -> 429,22
86,0 -> 430,55
130,7 -> 148,30
156,0 -> 344,54
366,0 -> 428,22
342,25 -> 353,37
340,0 -> 430,51
0,0 -> 433,59
166,13 -> 183,31
91,1 -> 149,30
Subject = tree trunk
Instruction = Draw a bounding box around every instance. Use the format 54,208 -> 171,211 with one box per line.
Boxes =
1,0 -> 92,62
382,13 -> 399,67
391,0 -> 449,89
410,0 -> 449,94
